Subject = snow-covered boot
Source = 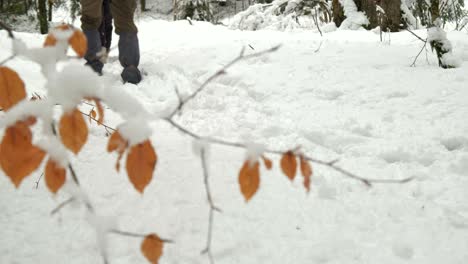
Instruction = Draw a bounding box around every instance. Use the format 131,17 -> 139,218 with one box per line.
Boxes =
118,32 -> 141,84
83,30 -> 104,75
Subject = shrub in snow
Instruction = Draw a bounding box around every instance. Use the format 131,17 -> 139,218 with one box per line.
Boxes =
174,0 -> 214,21
228,0 -> 331,31
428,21 -> 461,68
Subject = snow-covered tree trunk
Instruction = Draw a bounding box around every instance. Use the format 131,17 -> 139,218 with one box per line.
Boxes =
332,0 -> 346,27
358,0 -> 378,29
334,0 -> 370,29
379,0 -> 401,32
173,0 -> 213,22
37,0 -> 48,34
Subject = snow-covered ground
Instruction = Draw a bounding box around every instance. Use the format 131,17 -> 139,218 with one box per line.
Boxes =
1,19 -> 468,264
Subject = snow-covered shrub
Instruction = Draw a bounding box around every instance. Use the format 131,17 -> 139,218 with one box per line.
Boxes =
228,0 -> 330,31
174,0 -> 214,21
428,21 -> 461,68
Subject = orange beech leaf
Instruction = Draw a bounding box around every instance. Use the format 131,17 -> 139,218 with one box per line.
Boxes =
43,24 -> 71,47
45,159 -> 66,194
43,25 -> 87,57
89,109 -> 97,124
69,30 -> 87,58
238,160 -> 260,202
280,151 -> 297,181
92,98 -> 105,124
59,108 -> 88,154
0,67 -> 27,111
107,131 -> 128,172
141,234 -> 164,264
126,140 -> 157,193
300,156 -> 313,192
0,121 -> 46,187
261,155 -> 273,170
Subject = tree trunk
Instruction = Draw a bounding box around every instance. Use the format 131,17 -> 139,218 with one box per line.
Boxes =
430,0 -> 440,24
379,0 -> 401,32
332,0 -> 345,27
37,0 -> 48,34
48,0 -> 52,21
140,0 -> 146,11
358,0 -> 378,29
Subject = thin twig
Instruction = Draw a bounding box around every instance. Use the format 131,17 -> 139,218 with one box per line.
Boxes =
0,55 -> 15,65
405,28 -> 426,43
35,173 -> 44,189
314,40 -> 323,53
50,197 -> 75,215
168,45 -> 281,118
0,20 -> 14,38
79,110 -> 116,132
411,38 -> 428,67
109,229 -> 174,243
50,122 -> 95,213
163,119 -> 413,186
200,148 -> 219,264
313,7 -> 323,37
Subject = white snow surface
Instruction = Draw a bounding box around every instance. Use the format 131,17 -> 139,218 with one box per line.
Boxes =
1,19 -> 468,264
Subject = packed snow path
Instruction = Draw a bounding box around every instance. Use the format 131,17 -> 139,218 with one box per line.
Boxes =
1,20 -> 468,264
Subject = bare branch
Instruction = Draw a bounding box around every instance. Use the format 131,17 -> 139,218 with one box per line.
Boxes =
200,148 -> 219,264
35,173 -> 44,189
405,28 -> 426,43
411,38 -> 429,67
0,20 -> 14,38
163,119 -> 414,186
50,197 -> 76,215
0,55 -> 15,66
168,45 -> 281,118
79,110 -> 116,132
109,229 -> 174,243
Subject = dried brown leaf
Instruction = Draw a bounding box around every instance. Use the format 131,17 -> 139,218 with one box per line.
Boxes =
69,30 -> 87,58
261,155 -> 273,170
280,151 -> 297,181
300,155 -> 313,192
107,131 -> 128,172
238,160 -> 260,202
45,159 -> 66,194
141,234 -> 164,264
126,140 -> 157,193
43,24 -> 71,47
0,67 -> 27,111
0,121 -> 46,187
59,108 -> 88,154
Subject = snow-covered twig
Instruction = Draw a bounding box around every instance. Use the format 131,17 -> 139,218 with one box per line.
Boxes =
168,45 -> 281,118
109,230 -> 174,243
200,148 -> 220,264
0,20 -> 14,39
405,28 -> 426,43
34,173 -> 44,189
411,38 -> 429,67
165,118 -> 413,186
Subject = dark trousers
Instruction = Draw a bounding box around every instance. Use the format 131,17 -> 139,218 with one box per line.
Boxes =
80,0 -> 137,34
99,0 -> 113,51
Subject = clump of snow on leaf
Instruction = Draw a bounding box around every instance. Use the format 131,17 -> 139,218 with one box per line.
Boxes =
48,62 -> 103,112
244,141 -> 265,166
118,118 -> 153,146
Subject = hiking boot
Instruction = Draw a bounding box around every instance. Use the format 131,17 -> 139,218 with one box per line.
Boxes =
121,65 -> 142,84
118,32 -> 141,84
83,30 -> 104,75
